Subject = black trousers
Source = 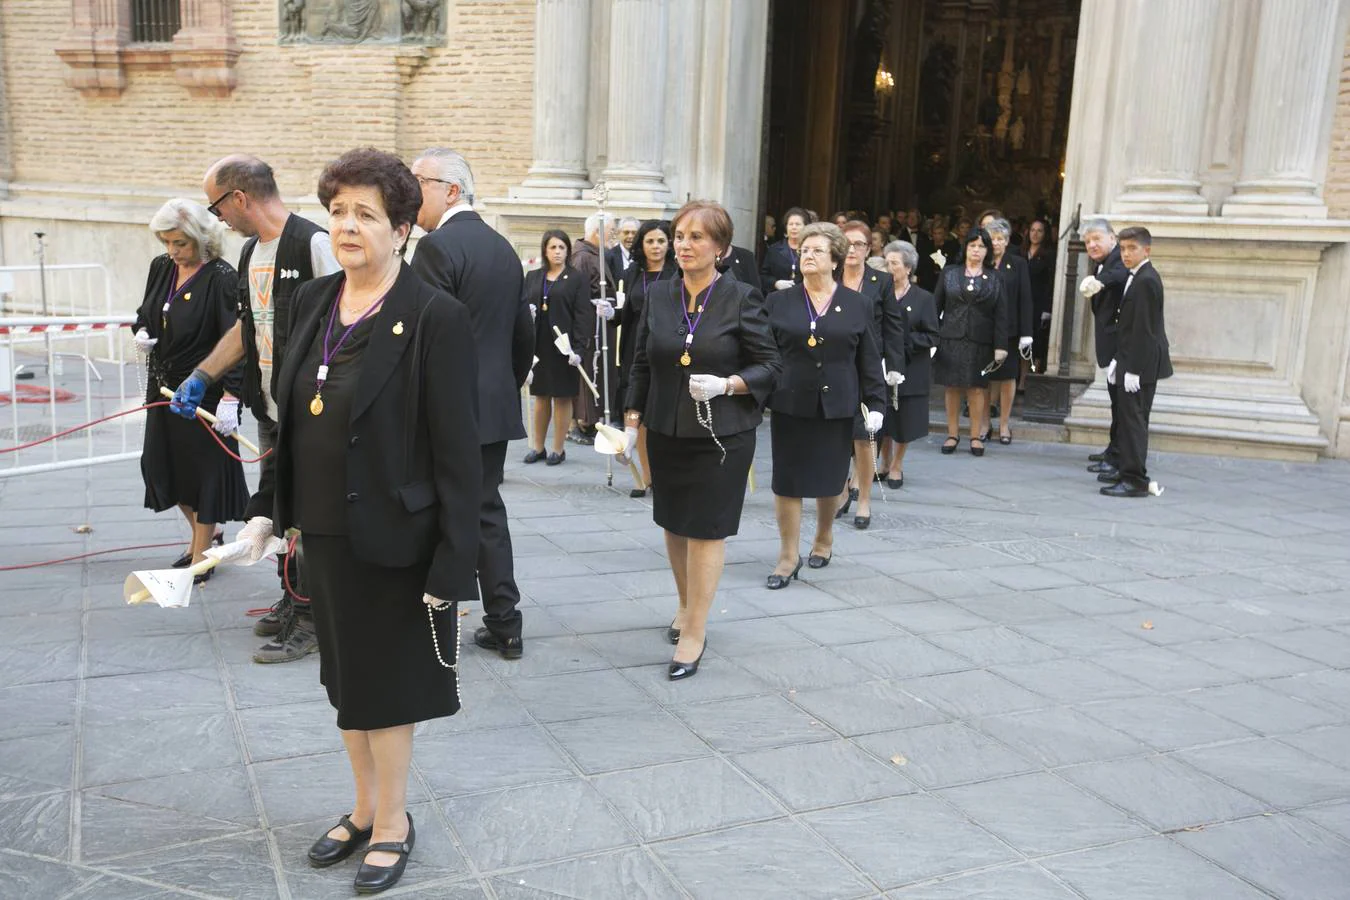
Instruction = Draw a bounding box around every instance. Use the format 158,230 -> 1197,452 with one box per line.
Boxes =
1104,380 -> 1121,464
478,441 -> 523,638
258,416 -> 307,605
1116,382 -> 1157,489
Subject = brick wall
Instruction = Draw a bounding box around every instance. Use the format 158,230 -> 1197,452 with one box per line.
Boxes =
0,0 -> 535,200
1324,29 -> 1350,218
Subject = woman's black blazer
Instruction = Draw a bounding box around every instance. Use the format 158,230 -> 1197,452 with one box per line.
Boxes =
263,264 -> 483,603
759,239 -> 801,293
934,265 -> 1008,348
625,275 -> 781,437
765,284 -> 886,420
892,285 -> 939,398
524,265 -> 587,358
994,253 -> 1034,341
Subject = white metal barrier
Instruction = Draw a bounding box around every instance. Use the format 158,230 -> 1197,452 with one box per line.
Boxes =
1,315 -> 141,478
0,263 -> 119,362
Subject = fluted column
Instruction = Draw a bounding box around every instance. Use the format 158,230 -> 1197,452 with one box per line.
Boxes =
600,0 -> 674,203
1222,0 -> 1347,218
512,0 -> 592,200
1112,0 -> 1218,215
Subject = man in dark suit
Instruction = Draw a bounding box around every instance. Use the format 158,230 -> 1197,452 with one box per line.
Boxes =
1079,218 -> 1130,475
1101,226 -> 1171,498
606,217 -> 639,281
411,148 -> 533,658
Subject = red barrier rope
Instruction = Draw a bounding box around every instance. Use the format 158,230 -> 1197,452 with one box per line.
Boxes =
0,541 -> 185,572
0,384 -> 78,404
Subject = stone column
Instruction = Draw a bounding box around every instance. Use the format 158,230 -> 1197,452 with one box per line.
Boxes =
511,0 -> 592,200
600,0 -> 674,203
1112,0 -> 1219,215
1222,0 -> 1347,218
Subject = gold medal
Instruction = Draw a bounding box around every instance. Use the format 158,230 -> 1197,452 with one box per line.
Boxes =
808,336 -> 817,347
541,303 -> 548,311
680,352 -> 692,366
310,394 -> 324,416
184,293 -> 191,301
393,321 -> 404,335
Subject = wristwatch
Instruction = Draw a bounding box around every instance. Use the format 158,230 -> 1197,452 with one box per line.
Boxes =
724,379 -> 736,397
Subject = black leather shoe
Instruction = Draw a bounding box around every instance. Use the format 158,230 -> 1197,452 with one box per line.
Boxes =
969,439 -> 986,457
308,814 -> 372,868
1097,471 -> 1123,484
807,553 -> 831,569
1100,481 -> 1148,498
193,570 -> 212,585
1087,461 -> 1117,474
666,621 -> 681,644
354,814 -> 414,895
669,641 -> 706,680
885,474 -> 903,489
941,437 -> 960,454
1089,450 -> 1108,462
630,488 -> 648,498
766,556 -> 803,590
834,487 -> 859,519
173,531 -> 224,568
523,448 -> 546,464
545,451 -> 566,466
474,627 -> 523,660
853,515 -> 870,530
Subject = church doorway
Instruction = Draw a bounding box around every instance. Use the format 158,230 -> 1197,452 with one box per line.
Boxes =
760,0 -> 1081,244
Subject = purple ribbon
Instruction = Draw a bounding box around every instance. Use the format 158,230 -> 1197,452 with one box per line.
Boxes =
677,273 -> 720,350
316,284 -> 386,393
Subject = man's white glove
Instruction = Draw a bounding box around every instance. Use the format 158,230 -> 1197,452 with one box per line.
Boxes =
865,410 -> 885,434
1040,311 -> 1052,325
1123,372 -> 1141,394
1106,359 -> 1117,385
1079,275 -> 1104,297
568,352 -> 582,367
212,398 -> 240,436
688,374 -> 729,402
592,298 -> 616,321
1018,336 -> 1034,352
774,279 -> 795,290
133,329 -> 158,353
885,370 -> 905,387
235,517 -> 277,563
617,424 -> 640,463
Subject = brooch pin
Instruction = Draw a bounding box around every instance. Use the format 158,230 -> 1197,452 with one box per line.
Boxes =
393,321 -> 404,335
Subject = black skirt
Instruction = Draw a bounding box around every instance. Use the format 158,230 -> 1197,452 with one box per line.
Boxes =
301,534 -> 461,731
885,394 -> 930,444
647,428 -> 755,539
987,338 -> 1020,382
933,337 -> 995,388
140,404 -> 248,524
770,411 -> 852,499
531,319 -> 579,398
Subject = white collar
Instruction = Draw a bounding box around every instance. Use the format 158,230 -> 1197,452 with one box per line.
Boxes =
1129,258 -> 1152,276
437,203 -> 471,229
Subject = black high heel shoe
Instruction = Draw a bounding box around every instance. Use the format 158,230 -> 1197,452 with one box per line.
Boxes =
833,487 -> 858,519
766,556 -> 803,590
522,448 -> 546,464
354,813 -> 415,895
667,620 -> 681,644
941,437 -> 960,455
807,553 -> 832,569
174,531 -> 224,568
668,640 -> 706,680
308,814 -> 372,868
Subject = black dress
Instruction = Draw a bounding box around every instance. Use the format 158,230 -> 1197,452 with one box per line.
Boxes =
933,265 -> 1008,388
287,299 -> 459,731
765,284 -> 885,499
617,262 -> 676,409
136,255 -> 248,524
989,254 -> 1033,383
526,266 -> 586,398
626,276 -> 781,539
1026,247 -> 1054,364
886,285 -> 939,444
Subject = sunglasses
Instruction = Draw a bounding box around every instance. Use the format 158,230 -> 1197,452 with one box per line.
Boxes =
206,189 -> 237,219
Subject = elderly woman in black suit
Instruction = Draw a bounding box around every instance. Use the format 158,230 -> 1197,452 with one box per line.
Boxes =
523,229 -> 587,466
135,198 -> 248,576
878,240 -> 939,486
933,228 -> 1008,457
765,222 -> 886,585
239,148 -> 481,894
833,219 -> 894,529
760,206 -> 808,292
617,219 -> 676,495
985,217 -> 1033,444
625,200 -> 780,680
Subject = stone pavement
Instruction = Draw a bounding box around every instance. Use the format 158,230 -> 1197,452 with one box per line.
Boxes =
2,428 -> 1350,899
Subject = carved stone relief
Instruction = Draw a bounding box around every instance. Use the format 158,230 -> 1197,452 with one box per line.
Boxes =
280,0 -> 445,45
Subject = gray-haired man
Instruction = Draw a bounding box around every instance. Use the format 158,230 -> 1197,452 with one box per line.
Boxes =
1078,218 -> 1130,474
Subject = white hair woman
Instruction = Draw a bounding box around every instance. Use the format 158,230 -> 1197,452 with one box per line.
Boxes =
878,240 -> 939,486
135,199 -> 248,577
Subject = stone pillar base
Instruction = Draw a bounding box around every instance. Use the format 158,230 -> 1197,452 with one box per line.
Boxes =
1022,373 -> 1092,424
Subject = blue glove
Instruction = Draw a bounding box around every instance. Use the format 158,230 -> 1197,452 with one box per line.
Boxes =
170,370 -> 210,418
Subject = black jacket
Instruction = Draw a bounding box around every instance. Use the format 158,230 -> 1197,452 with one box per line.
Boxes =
1115,261 -> 1173,384
525,265 -> 588,362
719,245 -> 760,289
625,275 -> 781,437
994,253 -> 1034,343
759,239 -> 801,293
410,210 -> 532,445
934,265 -> 1008,347
264,265 -> 483,603
847,267 -> 894,356
892,284 -> 939,398
1090,246 -> 1129,367
766,284 -> 886,420
1026,247 -> 1054,324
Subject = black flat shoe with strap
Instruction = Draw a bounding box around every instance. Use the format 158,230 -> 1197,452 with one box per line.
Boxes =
970,438 -> 986,457
941,437 -> 960,455
354,813 -> 414,895
307,814 -> 372,868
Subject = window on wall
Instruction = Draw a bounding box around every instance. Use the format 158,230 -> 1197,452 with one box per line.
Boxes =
131,0 -> 182,44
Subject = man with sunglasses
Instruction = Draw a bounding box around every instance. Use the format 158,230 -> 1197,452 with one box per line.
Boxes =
171,154 -> 340,664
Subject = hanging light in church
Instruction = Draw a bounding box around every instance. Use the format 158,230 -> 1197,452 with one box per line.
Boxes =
874,61 -> 895,98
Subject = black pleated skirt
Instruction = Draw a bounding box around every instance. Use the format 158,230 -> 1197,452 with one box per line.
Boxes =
301,534 -> 461,731
770,411 -> 853,499
140,405 -> 248,524
647,428 -> 755,539
885,394 -> 930,444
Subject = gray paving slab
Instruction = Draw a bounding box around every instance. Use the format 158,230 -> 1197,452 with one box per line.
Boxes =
4,437 -> 1350,897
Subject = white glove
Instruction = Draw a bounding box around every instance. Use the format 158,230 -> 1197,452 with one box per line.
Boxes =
993,348 -> 1008,363
525,369 -> 534,386
774,279 -> 795,290
1123,372 -> 1141,393
529,303 -> 537,320
592,298 -> 615,321
865,410 -> 885,434
1079,275 -> 1103,297
1040,311 -> 1052,324
423,593 -> 450,611
1019,336 -> 1033,351
568,352 -> 582,367
212,397 -> 240,436
235,516 -> 277,563
617,424 -> 639,463
1106,359 -> 1117,385
930,250 -> 947,268
688,374 -> 729,402
133,329 -> 158,352
885,370 -> 905,387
